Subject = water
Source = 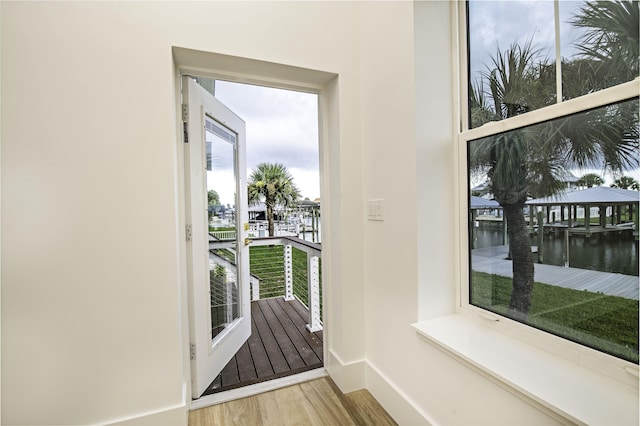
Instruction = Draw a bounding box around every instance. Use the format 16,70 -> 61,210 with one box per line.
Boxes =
473,222 -> 639,276
288,215 -> 321,243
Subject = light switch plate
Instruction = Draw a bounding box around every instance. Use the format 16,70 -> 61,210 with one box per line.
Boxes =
367,199 -> 384,221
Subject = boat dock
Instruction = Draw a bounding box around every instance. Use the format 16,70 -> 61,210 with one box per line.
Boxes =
472,245 -> 639,300
542,222 -> 635,238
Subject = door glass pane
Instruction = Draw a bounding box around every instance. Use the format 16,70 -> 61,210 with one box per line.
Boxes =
205,116 -> 240,341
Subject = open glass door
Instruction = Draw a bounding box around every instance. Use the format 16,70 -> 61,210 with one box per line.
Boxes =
183,76 -> 250,398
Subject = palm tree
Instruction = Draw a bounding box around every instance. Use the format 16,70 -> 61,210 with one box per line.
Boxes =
470,41 -> 551,129
470,43 -> 564,317
570,0 -> 639,87
248,163 -> 301,237
612,175 -> 640,190
470,2 -> 638,318
577,173 -> 605,188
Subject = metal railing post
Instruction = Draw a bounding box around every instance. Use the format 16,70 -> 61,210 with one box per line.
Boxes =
306,255 -> 322,332
284,244 -> 294,301
250,276 -> 260,301
225,269 -> 233,324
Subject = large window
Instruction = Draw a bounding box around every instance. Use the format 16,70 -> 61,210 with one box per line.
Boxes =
464,0 -> 639,363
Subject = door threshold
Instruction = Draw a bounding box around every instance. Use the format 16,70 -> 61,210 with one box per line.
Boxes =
190,368 -> 327,410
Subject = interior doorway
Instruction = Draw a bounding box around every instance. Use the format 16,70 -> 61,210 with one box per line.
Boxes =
187,77 -> 325,401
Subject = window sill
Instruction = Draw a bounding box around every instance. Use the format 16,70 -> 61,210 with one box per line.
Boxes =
412,314 -> 639,425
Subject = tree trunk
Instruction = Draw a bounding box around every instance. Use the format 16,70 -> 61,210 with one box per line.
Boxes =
266,205 -> 275,236
504,203 -> 534,319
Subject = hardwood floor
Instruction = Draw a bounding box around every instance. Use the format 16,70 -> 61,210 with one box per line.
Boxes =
189,377 -> 397,426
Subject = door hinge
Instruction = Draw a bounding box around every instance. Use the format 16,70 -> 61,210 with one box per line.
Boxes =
190,343 -> 196,360
182,104 -> 189,143
182,103 -> 189,121
186,224 -> 193,241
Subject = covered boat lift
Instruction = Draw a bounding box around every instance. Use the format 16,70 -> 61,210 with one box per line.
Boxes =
526,186 -> 639,265
469,195 -> 504,248
526,186 -> 639,236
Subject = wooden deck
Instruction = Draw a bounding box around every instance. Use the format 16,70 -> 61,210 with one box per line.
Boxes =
472,245 -> 639,300
202,297 -> 323,396
543,223 -> 635,237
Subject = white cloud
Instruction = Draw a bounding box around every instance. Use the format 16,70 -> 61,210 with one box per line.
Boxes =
214,80 -> 320,200
468,0 -> 584,82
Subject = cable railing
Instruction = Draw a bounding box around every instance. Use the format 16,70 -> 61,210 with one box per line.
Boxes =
209,236 -> 322,331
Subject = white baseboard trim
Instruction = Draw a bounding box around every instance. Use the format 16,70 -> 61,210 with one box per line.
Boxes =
364,361 -> 437,426
325,351 -> 434,425
104,384 -> 188,426
185,353 -> 434,426
190,368 -> 328,410
325,349 -> 366,393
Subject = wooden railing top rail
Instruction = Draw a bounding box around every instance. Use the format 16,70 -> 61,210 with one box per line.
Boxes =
209,236 -> 321,257
249,236 -> 321,257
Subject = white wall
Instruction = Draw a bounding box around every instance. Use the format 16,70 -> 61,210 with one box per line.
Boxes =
2,1 -> 567,425
1,2 -> 363,424
356,2 -> 562,425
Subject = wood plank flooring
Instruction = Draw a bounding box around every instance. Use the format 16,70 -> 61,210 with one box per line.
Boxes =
189,377 -> 397,426
202,298 -> 323,396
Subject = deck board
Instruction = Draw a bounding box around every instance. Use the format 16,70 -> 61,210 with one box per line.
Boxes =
247,308 -> 274,379
235,340 -> 257,383
274,297 -> 323,359
257,299 -> 307,370
251,301 -> 290,375
202,298 -> 323,396
266,298 -> 321,366
219,353 -> 239,388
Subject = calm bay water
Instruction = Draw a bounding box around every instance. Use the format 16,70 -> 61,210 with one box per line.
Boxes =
473,223 -> 639,276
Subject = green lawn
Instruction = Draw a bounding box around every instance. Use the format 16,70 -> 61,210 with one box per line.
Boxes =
211,243 -> 321,311
471,271 -> 639,363
249,245 -> 285,298
249,245 -> 320,312
209,226 -> 234,232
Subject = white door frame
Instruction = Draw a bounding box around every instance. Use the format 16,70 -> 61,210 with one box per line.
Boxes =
173,47 -> 337,407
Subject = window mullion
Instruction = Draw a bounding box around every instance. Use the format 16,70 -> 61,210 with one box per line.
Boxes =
461,78 -> 639,142
554,0 -> 562,104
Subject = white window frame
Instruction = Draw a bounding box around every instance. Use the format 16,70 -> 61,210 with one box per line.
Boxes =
457,79 -> 639,372
414,2 -> 638,424
457,0 -> 639,371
